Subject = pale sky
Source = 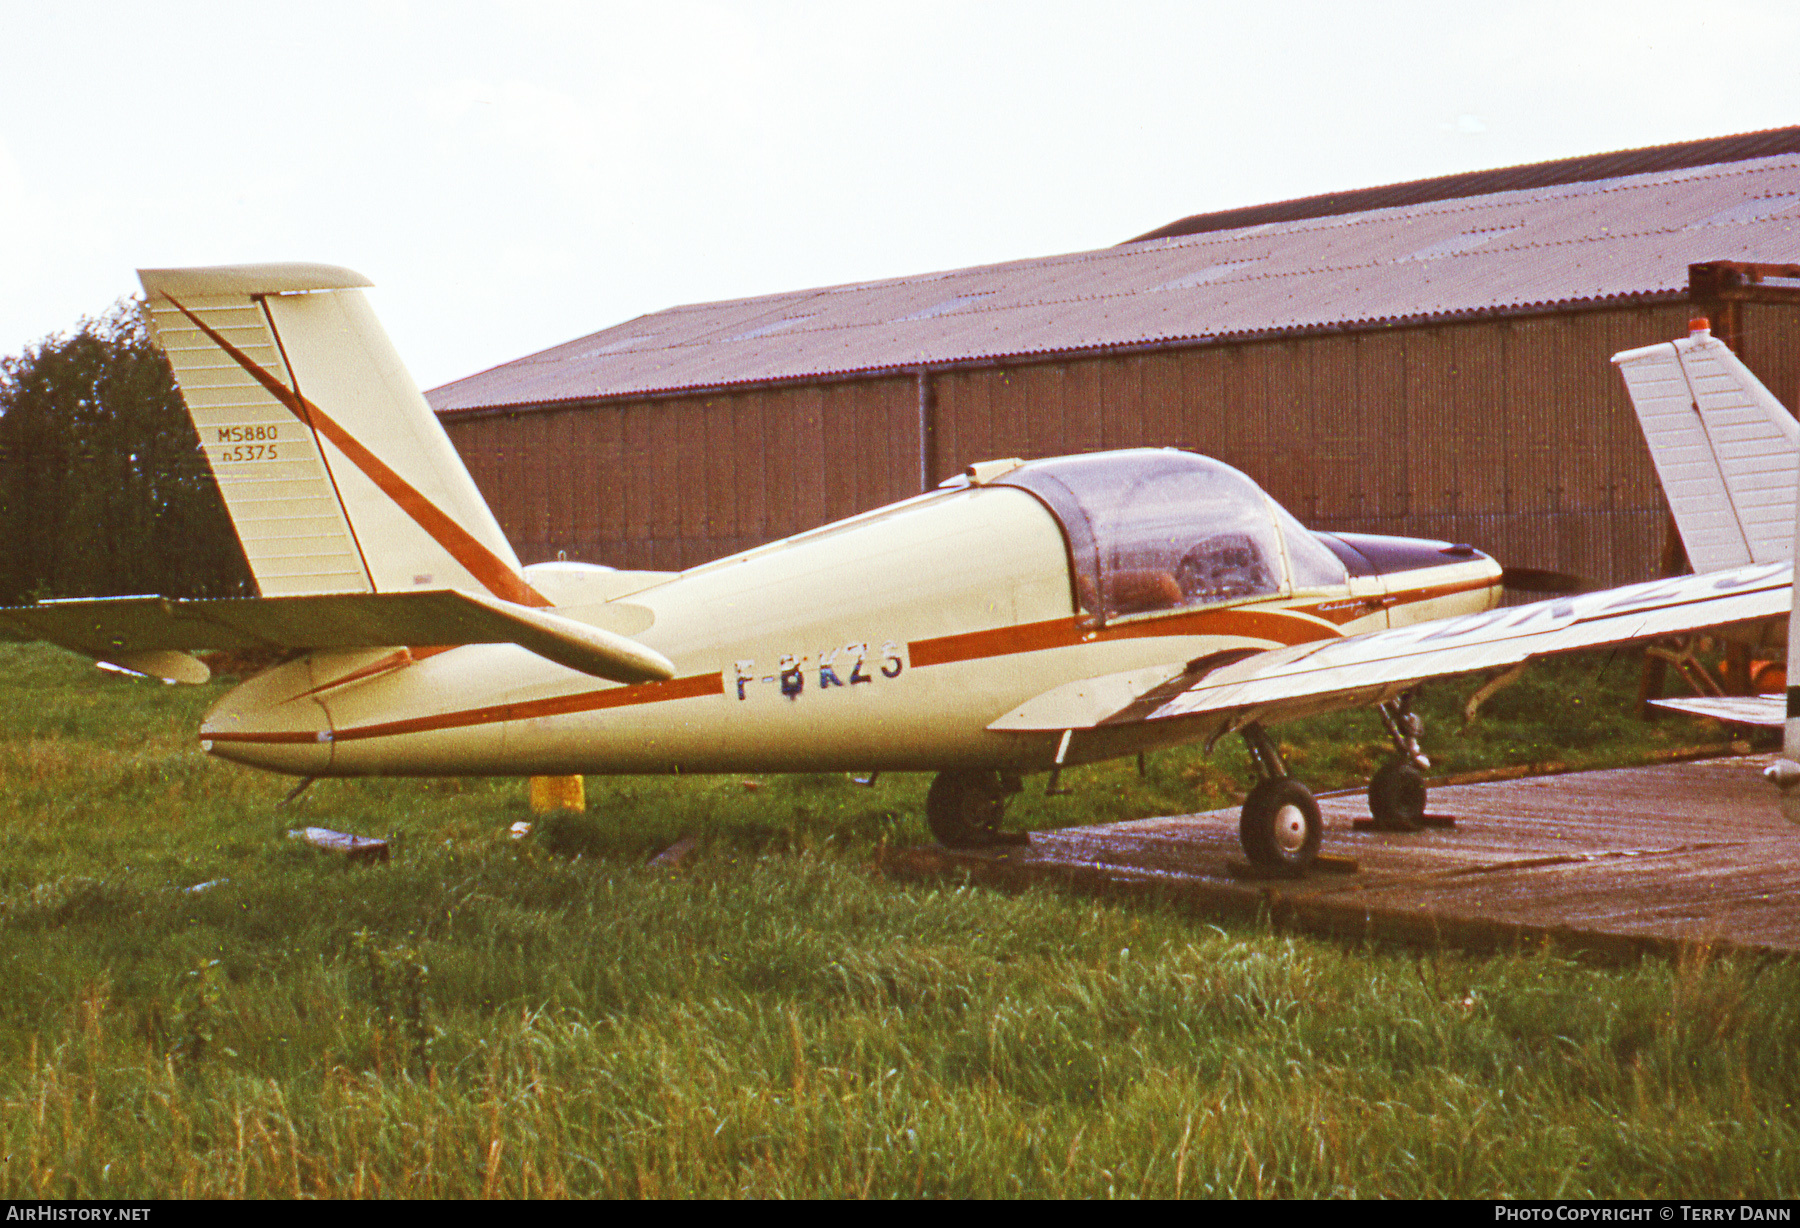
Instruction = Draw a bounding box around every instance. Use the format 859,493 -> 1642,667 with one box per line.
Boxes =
3,0 -> 1798,390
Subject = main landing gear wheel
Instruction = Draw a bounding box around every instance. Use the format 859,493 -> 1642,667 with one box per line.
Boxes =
1368,759 -> 1427,831
926,770 -> 1017,848
1238,777 -> 1323,871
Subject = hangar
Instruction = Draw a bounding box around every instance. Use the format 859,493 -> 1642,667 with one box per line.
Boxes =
427,127 -> 1800,590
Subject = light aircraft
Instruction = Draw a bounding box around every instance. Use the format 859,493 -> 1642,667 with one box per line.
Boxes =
1,264 -> 1794,869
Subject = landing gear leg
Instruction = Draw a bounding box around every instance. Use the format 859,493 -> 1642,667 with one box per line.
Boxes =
1368,694 -> 1430,831
926,770 -> 1028,848
1236,724 -> 1322,870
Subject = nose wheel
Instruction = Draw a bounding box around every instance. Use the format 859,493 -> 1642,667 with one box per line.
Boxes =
1368,758 -> 1427,830
1367,695 -> 1431,831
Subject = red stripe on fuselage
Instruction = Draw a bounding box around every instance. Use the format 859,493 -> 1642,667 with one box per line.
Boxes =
907,605 -> 1340,668
1295,574 -> 1499,625
279,645 -> 458,703
209,580 -> 1496,749
206,671 -> 725,746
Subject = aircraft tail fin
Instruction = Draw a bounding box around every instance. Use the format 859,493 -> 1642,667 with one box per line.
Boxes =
1612,321 -> 1800,574
137,264 -> 546,607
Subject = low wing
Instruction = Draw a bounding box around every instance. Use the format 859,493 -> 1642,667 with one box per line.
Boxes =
991,563 -> 1789,733
1146,563 -> 1788,728
0,591 -> 675,685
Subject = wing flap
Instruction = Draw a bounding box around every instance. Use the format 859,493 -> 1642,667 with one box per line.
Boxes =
0,591 -> 675,685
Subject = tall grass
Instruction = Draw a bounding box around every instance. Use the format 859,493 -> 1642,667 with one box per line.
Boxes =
0,641 -> 1789,1198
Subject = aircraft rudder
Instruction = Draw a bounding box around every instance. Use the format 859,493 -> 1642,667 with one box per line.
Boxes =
140,265 -> 376,598
139,264 -> 544,607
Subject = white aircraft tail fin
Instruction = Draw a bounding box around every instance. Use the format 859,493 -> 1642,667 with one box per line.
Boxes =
1615,323 -> 1800,822
1612,321 -> 1800,575
137,264 -> 546,607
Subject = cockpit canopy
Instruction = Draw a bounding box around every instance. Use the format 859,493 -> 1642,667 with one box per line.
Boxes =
991,450 -> 1348,622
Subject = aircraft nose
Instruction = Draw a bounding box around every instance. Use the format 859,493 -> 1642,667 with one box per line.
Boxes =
1446,542 -> 1504,577
1325,531 -> 1500,578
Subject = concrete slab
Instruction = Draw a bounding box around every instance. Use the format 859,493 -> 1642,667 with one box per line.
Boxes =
880,752 -> 1800,960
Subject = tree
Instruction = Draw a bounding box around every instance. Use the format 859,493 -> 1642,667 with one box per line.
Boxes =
0,300 -> 253,604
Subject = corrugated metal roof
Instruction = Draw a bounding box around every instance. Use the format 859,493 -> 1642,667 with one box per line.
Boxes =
428,151 -> 1800,414
1129,125 -> 1800,241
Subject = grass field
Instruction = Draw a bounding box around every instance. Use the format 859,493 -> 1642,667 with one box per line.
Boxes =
1,640 -> 1796,1198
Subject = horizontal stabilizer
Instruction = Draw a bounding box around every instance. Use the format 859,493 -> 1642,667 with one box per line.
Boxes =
102,650 -> 214,684
0,591 -> 674,685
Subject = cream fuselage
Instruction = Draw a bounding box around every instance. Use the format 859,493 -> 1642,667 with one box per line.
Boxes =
201,483 -> 1501,779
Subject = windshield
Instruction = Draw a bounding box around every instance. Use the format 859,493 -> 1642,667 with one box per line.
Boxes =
996,449 -> 1346,621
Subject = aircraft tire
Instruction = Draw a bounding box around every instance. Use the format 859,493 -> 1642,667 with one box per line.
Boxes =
1238,777 -> 1322,870
926,770 -> 1009,847
1368,759 -> 1427,831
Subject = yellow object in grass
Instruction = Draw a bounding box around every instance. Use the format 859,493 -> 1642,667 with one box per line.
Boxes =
529,775 -> 586,813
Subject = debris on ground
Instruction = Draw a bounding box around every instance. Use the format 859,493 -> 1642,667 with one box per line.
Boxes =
286,826 -> 391,865
648,836 -> 700,868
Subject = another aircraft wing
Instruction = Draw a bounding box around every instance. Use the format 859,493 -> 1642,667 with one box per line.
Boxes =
990,563 -> 1789,733
1647,695 -> 1785,727
0,590 -> 675,686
